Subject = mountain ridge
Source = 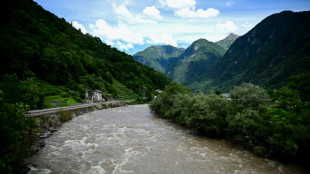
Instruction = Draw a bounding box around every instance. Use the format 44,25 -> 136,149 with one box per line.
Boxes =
197,10 -> 310,92
166,38 -> 226,85
133,45 -> 185,73
133,11 -> 310,93
215,33 -> 239,50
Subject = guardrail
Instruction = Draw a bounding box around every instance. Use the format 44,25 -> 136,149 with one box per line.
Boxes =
25,100 -> 127,117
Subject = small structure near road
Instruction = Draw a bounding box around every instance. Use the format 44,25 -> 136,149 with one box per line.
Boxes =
85,89 -> 105,103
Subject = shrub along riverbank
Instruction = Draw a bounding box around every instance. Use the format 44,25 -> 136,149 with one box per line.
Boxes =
150,82 -> 310,165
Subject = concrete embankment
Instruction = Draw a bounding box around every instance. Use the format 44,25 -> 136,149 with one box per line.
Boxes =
27,100 -> 128,152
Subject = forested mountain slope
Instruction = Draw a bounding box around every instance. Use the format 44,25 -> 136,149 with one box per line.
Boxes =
166,39 -> 226,85
133,45 -> 185,74
0,0 -> 171,107
195,10 -> 310,92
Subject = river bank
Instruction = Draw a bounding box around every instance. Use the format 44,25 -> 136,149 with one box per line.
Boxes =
26,104 -> 309,173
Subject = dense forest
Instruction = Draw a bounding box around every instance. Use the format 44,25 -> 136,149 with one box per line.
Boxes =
0,0 -> 171,107
150,72 -> 310,166
0,0 -> 171,172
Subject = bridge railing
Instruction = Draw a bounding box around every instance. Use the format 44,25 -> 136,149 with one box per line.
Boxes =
25,100 -> 128,117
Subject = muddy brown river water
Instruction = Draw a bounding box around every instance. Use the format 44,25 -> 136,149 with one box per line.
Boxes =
27,104 -> 309,174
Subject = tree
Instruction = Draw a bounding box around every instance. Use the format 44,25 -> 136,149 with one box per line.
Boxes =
287,72 -> 310,102
185,94 -> 230,137
230,83 -> 270,110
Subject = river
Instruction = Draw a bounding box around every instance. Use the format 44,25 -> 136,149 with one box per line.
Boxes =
27,104 -> 308,174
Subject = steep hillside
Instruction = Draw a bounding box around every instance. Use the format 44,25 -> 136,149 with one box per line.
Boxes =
167,39 -> 226,85
215,33 -> 239,50
198,10 -> 310,92
0,0 -> 171,107
133,45 -> 185,73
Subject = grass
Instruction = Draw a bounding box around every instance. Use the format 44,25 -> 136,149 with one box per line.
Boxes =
36,79 -> 82,109
43,95 -> 80,108
112,80 -> 139,100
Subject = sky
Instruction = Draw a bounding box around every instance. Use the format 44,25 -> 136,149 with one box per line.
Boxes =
33,0 -> 310,55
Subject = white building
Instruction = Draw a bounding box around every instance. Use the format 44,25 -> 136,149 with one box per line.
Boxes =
92,90 -> 103,102
85,89 -> 105,103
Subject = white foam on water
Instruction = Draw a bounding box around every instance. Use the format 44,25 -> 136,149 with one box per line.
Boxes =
27,167 -> 52,174
63,137 -> 98,150
88,166 -> 106,174
112,162 -> 134,174
27,164 -> 37,171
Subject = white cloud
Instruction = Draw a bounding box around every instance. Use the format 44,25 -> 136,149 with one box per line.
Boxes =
113,3 -> 159,24
147,33 -> 178,47
91,19 -> 144,45
159,0 -> 219,19
203,35 -> 227,42
143,6 -> 162,20
117,41 -> 133,50
129,14 -> 157,24
241,22 -> 254,30
72,21 -> 87,34
216,21 -> 237,33
226,1 -> 234,6
105,40 -> 114,46
175,7 -> 219,18
159,0 -> 196,9
113,4 -> 133,20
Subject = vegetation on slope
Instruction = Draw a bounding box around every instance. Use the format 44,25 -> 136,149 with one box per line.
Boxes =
150,79 -> 310,165
0,0 -> 171,172
199,10 -> 310,93
166,39 -> 226,85
133,45 -> 185,74
215,33 -> 239,50
0,0 -> 171,104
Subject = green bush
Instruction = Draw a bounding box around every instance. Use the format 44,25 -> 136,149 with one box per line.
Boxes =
101,104 -> 107,109
150,82 -> 191,117
57,110 -> 72,122
185,94 -> 230,137
230,83 -> 270,111
150,82 -> 310,163
226,109 -> 269,149
0,100 -> 36,173
169,93 -> 195,126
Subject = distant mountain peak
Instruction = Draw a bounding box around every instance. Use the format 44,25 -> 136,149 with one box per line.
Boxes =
194,38 -> 212,43
216,33 -> 239,50
227,33 -> 239,39
166,38 -> 226,84
133,45 -> 185,74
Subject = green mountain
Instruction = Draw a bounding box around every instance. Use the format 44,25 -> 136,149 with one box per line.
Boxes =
215,33 -> 239,50
133,45 -> 185,74
196,10 -> 310,92
0,0 -> 171,108
167,39 -> 226,85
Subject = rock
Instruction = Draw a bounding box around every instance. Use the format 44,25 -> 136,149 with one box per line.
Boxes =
48,127 -> 57,133
30,140 -> 45,152
39,131 -> 53,139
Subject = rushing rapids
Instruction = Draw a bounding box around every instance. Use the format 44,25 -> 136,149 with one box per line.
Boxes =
27,104 -> 308,174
